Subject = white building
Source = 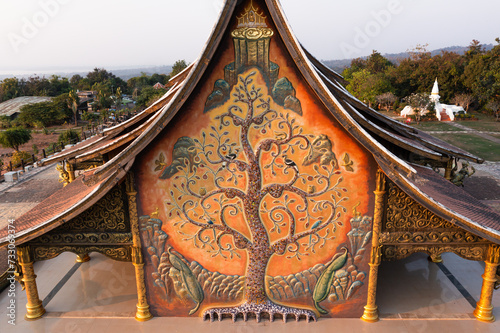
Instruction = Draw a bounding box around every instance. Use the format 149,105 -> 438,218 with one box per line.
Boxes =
400,79 -> 465,121
430,79 -> 465,121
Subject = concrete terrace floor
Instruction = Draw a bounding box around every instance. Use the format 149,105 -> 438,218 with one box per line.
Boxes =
0,252 -> 499,333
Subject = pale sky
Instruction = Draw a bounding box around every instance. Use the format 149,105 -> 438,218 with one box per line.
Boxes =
0,0 -> 499,75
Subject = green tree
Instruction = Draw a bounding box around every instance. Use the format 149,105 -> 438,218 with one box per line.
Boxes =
68,90 -> 80,125
485,99 -> 500,121
170,60 -> 188,77
346,69 -> 393,107
0,127 -> 32,151
136,86 -> 165,107
463,38 -> 500,105
17,94 -> 72,127
114,87 -> 123,110
403,92 -> 432,124
366,50 -> 393,74
376,92 -> 397,112
0,78 -> 20,102
58,129 -> 80,145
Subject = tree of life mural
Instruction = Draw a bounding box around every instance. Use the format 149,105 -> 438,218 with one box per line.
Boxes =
141,69 -> 371,322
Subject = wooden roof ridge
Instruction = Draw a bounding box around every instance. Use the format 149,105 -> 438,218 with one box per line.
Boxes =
82,0 -> 416,186
377,158 -> 500,244
74,110 -> 164,163
83,1 -> 238,184
0,159 -> 133,247
265,0 -> 415,174
102,69 -> 191,137
301,46 -> 348,86
39,134 -> 108,166
303,45 -> 484,164
312,61 -> 484,164
38,73 -> 188,167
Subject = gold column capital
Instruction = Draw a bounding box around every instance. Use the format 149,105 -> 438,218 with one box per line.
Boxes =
17,246 -> 33,264
375,169 -> 386,193
486,244 -> 500,264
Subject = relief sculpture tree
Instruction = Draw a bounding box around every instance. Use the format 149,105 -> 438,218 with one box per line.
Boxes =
160,71 -> 350,321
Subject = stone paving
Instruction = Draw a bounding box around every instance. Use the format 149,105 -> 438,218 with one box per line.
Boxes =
0,163 -> 61,230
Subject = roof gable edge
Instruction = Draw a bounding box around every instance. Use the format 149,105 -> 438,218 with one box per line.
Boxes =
87,1 -> 238,182
265,0 -> 415,176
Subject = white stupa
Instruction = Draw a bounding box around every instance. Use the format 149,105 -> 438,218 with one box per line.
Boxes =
431,79 -> 465,121
400,79 -> 465,121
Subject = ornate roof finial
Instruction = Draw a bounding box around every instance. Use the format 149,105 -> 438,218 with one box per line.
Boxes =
237,0 -> 268,28
431,78 -> 439,95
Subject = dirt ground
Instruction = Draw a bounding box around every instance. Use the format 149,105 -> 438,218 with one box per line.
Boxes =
0,123 -> 84,173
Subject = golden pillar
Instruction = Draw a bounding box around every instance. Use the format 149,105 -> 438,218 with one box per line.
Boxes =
126,173 -> 153,322
17,246 -> 46,320
361,169 -> 386,323
444,158 -> 454,181
131,246 -> 152,321
67,161 -> 76,184
474,244 -> 500,322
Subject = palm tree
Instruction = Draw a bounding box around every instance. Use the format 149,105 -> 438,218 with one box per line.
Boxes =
68,90 -> 80,126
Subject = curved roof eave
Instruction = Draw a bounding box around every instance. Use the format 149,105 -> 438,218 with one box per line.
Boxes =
0,159 -> 133,248
266,0 -> 415,176
376,157 -> 500,244
85,0 -> 417,184
39,134 -> 108,166
85,1 -> 238,183
102,75 -> 189,138
75,110 -> 164,163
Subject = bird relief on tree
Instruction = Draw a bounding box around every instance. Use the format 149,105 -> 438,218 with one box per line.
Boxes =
139,67 -> 372,321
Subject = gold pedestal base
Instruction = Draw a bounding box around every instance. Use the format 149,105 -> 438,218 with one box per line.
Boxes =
474,304 -> 495,323
76,253 -> 91,263
361,305 -> 379,323
429,254 -> 443,263
135,304 -> 153,322
25,303 -> 46,321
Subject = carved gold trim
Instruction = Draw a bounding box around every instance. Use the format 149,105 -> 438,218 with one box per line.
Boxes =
386,182 -> 455,231
380,231 -> 489,245
382,245 -> 487,262
58,184 -> 129,232
67,162 -> 75,183
32,232 -> 133,245
32,246 -> 132,262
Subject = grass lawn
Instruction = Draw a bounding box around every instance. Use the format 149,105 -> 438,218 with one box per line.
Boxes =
432,133 -> 500,161
411,121 -> 464,132
455,118 -> 500,132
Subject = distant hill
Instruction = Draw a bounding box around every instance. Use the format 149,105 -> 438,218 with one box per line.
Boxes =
0,65 -> 174,81
111,66 -> 173,81
0,43 -> 495,81
321,44 -> 495,74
